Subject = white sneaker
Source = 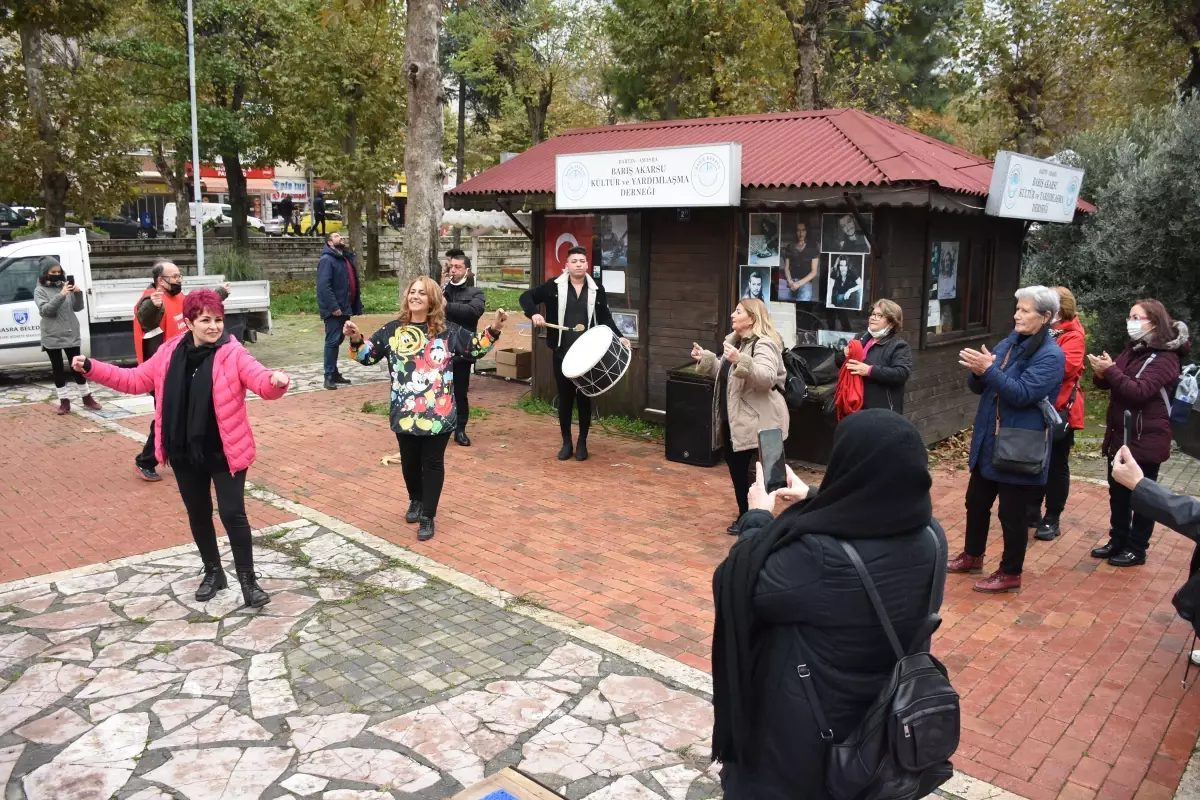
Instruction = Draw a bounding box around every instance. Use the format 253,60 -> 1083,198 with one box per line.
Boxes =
1190,650 -> 1200,667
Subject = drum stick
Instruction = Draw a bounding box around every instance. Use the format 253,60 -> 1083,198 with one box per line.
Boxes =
542,322 -> 586,332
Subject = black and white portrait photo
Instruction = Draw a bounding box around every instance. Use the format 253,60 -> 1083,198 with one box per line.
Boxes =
599,214 -> 629,268
825,254 -> 865,311
739,265 -> 769,302
818,329 -> 854,350
748,213 -> 781,267
822,212 -> 872,254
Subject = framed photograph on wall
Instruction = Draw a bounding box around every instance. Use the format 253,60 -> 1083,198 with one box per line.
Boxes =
611,309 -> 639,341
937,241 -> 960,300
825,253 -> 865,311
821,212 -> 872,253
747,213 -> 781,267
599,214 -> 629,268
777,213 -> 822,302
738,265 -> 770,302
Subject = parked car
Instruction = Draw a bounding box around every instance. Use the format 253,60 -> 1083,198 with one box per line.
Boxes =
0,204 -> 27,241
10,206 -> 42,222
162,202 -> 271,235
91,215 -> 157,240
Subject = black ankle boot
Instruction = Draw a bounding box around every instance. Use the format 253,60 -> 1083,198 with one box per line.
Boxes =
195,563 -> 228,602
417,516 -> 435,542
405,500 -> 422,524
557,438 -> 573,460
575,437 -> 588,461
236,570 -> 270,608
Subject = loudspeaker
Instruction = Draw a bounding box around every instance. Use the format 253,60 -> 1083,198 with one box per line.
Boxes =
666,373 -> 720,467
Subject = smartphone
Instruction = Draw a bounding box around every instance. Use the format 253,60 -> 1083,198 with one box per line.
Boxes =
1123,410 -> 1133,448
758,427 -> 787,493
65,274 -> 75,286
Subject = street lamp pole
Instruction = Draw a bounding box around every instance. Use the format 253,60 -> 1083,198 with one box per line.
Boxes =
186,0 -> 205,275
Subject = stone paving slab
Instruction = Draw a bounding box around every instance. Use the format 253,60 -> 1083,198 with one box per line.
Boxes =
0,518 -> 721,800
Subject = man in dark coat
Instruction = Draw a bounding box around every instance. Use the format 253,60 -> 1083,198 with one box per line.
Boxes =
277,195 -> 295,235
316,231 -> 363,390
441,248 -> 486,446
310,191 -> 327,236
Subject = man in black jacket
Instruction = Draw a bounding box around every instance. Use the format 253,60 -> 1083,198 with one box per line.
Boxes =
519,246 -> 629,462
316,232 -> 363,390
277,195 -> 295,235
441,249 -> 485,446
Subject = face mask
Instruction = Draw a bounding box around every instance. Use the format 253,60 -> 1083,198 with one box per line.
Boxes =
42,274 -> 64,286
1127,320 -> 1149,340
869,325 -> 891,339
165,282 -> 183,296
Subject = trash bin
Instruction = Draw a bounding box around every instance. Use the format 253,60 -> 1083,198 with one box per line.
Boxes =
665,363 -> 721,467
1174,402 -> 1200,460
786,383 -> 838,466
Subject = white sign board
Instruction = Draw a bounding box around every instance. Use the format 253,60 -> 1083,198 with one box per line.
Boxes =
985,151 -> 1085,224
555,143 -> 742,210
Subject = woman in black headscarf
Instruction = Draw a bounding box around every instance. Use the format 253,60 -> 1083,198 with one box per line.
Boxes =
712,409 -> 947,799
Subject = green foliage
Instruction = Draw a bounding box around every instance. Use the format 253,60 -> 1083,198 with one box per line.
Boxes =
210,248 -> 264,281
1024,97 -> 1200,355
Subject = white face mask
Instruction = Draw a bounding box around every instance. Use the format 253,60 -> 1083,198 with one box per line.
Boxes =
869,326 -> 891,339
1127,320 -> 1150,340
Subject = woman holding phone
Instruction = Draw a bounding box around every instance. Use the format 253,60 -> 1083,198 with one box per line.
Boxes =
35,263 -> 101,415
1088,299 -> 1188,567
691,298 -> 790,534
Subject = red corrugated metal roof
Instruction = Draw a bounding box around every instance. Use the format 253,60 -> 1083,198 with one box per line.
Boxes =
449,109 -> 1095,213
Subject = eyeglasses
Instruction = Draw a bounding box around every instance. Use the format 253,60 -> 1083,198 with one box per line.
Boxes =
1128,315 -> 1149,322
868,312 -> 886,319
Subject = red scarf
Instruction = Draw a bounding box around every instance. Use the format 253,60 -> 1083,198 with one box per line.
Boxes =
834,338 -> 865,420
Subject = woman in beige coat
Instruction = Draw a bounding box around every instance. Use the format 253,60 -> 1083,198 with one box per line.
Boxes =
692,298 -> 790,533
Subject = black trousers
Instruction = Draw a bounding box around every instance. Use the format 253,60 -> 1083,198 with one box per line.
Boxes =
397,432 -> 451,517
173,461 -> 254,572
45,346 -> 86,389
964,469 -> 1042,575
723,422 -> 757,517
453,359 -> 472,433
1033,429 -> 1075,521
1107,458 -> 1162,556
553,351 -> 591,442
137,393 -> 158,470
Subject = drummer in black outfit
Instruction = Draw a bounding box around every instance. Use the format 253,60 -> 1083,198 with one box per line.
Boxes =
520,246 -> 630,462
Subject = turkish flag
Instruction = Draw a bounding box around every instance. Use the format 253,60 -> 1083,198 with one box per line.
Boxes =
544,215 -> 594,280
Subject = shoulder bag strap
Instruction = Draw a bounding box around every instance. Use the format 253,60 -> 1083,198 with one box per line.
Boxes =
1132,353 -> 1173,415
838,541 -> 905,661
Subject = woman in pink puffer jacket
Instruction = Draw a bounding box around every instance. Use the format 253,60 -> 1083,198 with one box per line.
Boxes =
74,289 -> 290,608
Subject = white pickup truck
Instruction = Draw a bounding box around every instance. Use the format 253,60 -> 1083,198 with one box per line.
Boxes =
0,230 -> 272,368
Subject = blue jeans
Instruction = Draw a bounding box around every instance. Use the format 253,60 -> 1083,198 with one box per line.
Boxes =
323,315 -> 346,380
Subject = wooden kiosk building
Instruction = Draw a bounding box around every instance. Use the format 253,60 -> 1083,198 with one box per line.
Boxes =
447,109 -> 1083,445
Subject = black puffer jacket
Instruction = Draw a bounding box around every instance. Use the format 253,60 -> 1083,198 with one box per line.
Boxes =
835,331 -> 913,413
720,511 -> 945,800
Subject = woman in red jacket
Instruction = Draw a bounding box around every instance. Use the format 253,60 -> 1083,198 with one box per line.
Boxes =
1031,288 -> 1086,541
1088,298 -> 1188,567
75,290 -> 291,607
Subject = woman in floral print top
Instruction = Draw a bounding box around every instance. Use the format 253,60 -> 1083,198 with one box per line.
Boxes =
344,276 -> 506,542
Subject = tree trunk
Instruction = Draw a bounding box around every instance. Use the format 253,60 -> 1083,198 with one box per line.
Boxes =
1009,83 -> 1042,155
342,108 -> 364,259
526,80 -> 552,145
366,200 -> 381,281
453,72 -> 466,249
403,0 -> 446,285
778,0 -> 825,110
152,141 -> 192,238
221,153 -> 250,250
19,23 -> 69,233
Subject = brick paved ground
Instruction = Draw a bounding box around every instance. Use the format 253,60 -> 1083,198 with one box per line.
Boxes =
0,517 -> 719,799
2,373 -> 1199,799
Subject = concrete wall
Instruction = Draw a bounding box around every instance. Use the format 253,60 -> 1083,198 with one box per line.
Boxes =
86,231 -> 532,283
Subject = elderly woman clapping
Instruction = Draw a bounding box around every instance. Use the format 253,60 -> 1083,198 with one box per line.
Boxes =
947,286 -> 1065,594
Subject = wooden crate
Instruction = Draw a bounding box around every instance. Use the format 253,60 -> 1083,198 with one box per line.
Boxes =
448,767 -> 564,800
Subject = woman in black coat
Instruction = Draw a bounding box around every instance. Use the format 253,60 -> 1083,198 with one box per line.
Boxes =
835,298 -> 913,413
712,410 -> 946,799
